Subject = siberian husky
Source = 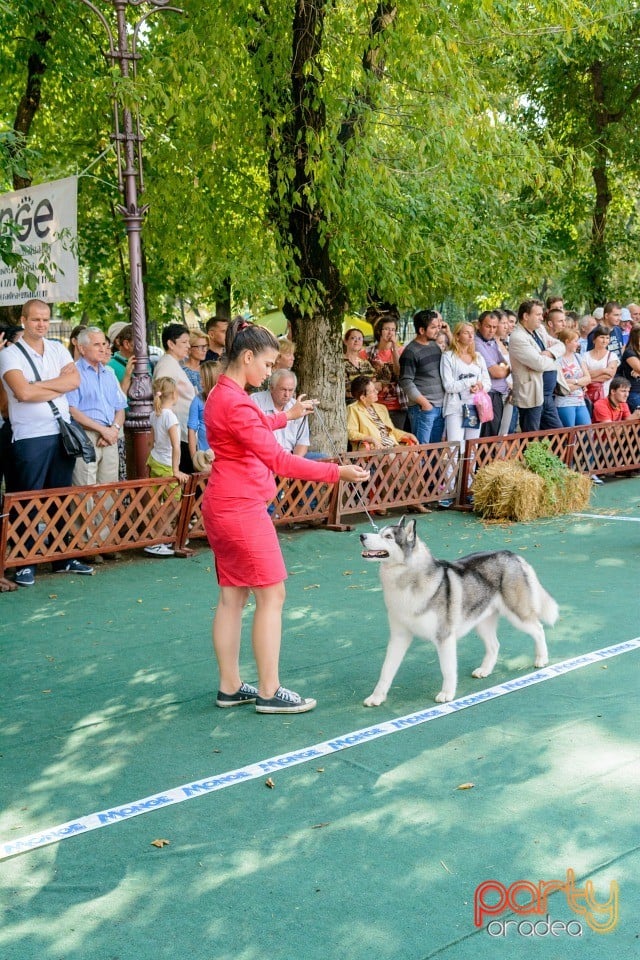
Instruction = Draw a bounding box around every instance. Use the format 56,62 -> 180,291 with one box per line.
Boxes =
360,517 -> 558,705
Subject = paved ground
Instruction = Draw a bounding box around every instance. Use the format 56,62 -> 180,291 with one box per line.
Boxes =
1,478 -> 639,959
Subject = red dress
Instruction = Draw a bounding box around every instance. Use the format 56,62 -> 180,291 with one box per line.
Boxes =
202,375 -> 340,587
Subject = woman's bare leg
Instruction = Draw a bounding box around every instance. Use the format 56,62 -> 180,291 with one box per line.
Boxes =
213,585 -> 250,693
252,582 -> 286,698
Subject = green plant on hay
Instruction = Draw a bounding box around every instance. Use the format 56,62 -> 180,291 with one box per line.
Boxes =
472,440 -> 591,521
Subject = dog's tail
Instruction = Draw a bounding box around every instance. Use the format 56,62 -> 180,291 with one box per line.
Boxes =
521,558 -> 559,625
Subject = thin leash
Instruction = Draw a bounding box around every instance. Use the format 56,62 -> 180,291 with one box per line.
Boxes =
312,404 -> 380,532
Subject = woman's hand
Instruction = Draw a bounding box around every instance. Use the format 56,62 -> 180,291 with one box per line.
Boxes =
286,394 -> 317,420
176,470 -> 190,484
339,464 -> 370,483
400,436 -> 418,445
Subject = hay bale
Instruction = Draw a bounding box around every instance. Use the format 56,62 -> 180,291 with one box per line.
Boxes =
472,460 -> 591,521
472,461 -> 544,521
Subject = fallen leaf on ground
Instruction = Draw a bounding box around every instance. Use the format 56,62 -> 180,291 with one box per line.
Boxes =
303,584 -> 320,590
311,822 -> 330,829
150,838 -> 170,848
456,782 -> 475,790
265,777 -> 275,789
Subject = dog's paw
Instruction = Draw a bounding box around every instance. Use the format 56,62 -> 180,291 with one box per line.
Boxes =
534,656 -> 549,668
363,693 -> 385,707
472,667 -> 489,679
435,690 -> 454,703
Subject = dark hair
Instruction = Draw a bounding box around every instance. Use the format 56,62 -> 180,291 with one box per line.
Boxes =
205,315 -> 229,333
590,324 -> 611,341
478,310 -> 497,325
161,322 -> 189,350
373,316 -> 398,342
116,323 -> 133,345
627,323 -> 640,355
225,317 -> 278,364
603,301 -> 620,316
350,375 -> 373,401
413,309 -> 439,335
609,376 -> 630,392
517,299 -> 543,321
0,323 -> 24,344
545,295 -> 563,311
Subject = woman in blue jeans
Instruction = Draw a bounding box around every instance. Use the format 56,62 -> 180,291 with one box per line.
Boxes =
554,328 -> 592,427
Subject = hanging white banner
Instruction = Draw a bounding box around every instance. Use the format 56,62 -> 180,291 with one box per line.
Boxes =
0,176 -> 79,306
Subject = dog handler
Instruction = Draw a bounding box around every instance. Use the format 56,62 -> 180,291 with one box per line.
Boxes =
202,318 -> 369,714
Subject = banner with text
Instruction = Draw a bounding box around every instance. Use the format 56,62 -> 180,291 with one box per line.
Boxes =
0,176 -> 78,305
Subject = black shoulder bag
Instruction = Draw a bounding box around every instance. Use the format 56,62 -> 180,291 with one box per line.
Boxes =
15,341 -> 96,463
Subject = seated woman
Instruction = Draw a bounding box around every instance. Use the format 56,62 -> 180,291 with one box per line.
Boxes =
347,375 -> 421,515
347,375 -> 417,450
554,328 -> 592,427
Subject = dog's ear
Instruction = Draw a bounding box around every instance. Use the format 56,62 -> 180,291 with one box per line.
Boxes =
399,515 -> 406,529
406,518 -> 417,545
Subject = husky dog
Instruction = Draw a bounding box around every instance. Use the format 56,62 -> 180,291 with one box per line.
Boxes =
360,517 -> 558,705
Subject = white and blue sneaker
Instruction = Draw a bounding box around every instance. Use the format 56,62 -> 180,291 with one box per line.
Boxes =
15,566 -> 35,587
53,559 -> 94,575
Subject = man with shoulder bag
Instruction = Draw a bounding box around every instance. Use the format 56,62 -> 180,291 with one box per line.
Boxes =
0,299 -> 94,586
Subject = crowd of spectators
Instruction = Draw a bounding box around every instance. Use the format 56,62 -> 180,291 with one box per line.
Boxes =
1,294 -> 640,585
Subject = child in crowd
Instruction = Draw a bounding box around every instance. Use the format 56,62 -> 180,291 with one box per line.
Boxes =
188,360 -> 219,474
145,376 -> 190,557
202,318 -> 369,715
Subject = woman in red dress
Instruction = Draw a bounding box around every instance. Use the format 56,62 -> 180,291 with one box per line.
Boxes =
202,319 -> 369,714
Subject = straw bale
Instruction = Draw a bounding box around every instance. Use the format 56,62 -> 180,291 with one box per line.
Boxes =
472,460 -> 590,521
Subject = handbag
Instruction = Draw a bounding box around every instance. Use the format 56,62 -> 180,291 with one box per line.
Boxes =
52,407 -> 97,462
585,381 -> 605,404
15,341 -> 96,463
473,389 -> 494,424
461,402 -> 480,428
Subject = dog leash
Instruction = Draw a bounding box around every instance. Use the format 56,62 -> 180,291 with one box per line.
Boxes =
312,404 -> 380,532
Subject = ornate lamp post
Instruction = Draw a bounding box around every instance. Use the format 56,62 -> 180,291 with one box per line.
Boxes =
77,0 -> 181,477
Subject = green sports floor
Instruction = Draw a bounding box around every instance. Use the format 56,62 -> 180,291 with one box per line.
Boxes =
1,479 -> 638,960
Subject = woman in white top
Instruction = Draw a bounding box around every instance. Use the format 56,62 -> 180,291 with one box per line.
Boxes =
582,324 -> 619,402
440,322 -> 491,451
152,322 -> 196,472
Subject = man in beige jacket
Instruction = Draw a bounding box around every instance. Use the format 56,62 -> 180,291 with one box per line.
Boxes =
508,299 -> 565,433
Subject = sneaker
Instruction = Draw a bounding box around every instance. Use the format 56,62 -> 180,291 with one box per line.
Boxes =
255,686 -> 317,715
590,475 -> 604,485
15,566 -> 35,587
144,544 -> 175,557
216,682 -> 259,708
438,498 -> 454,509
54,559 -> 95,575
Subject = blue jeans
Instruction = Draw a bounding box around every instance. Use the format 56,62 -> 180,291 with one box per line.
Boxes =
408,405 -> 444,444
556,404 -> 591,428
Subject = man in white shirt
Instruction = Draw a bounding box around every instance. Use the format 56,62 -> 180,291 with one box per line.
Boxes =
0,299 -> 94,585
252,369 -> 310,455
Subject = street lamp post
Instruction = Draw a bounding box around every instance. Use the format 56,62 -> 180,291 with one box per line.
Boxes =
77,0 -> 181,478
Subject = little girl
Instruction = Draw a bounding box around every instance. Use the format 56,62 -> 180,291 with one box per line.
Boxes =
145,376 -> 190,557
188,360 -> 219,474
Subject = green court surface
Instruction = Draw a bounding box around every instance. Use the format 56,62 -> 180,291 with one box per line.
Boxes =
1,479 -> 639,959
